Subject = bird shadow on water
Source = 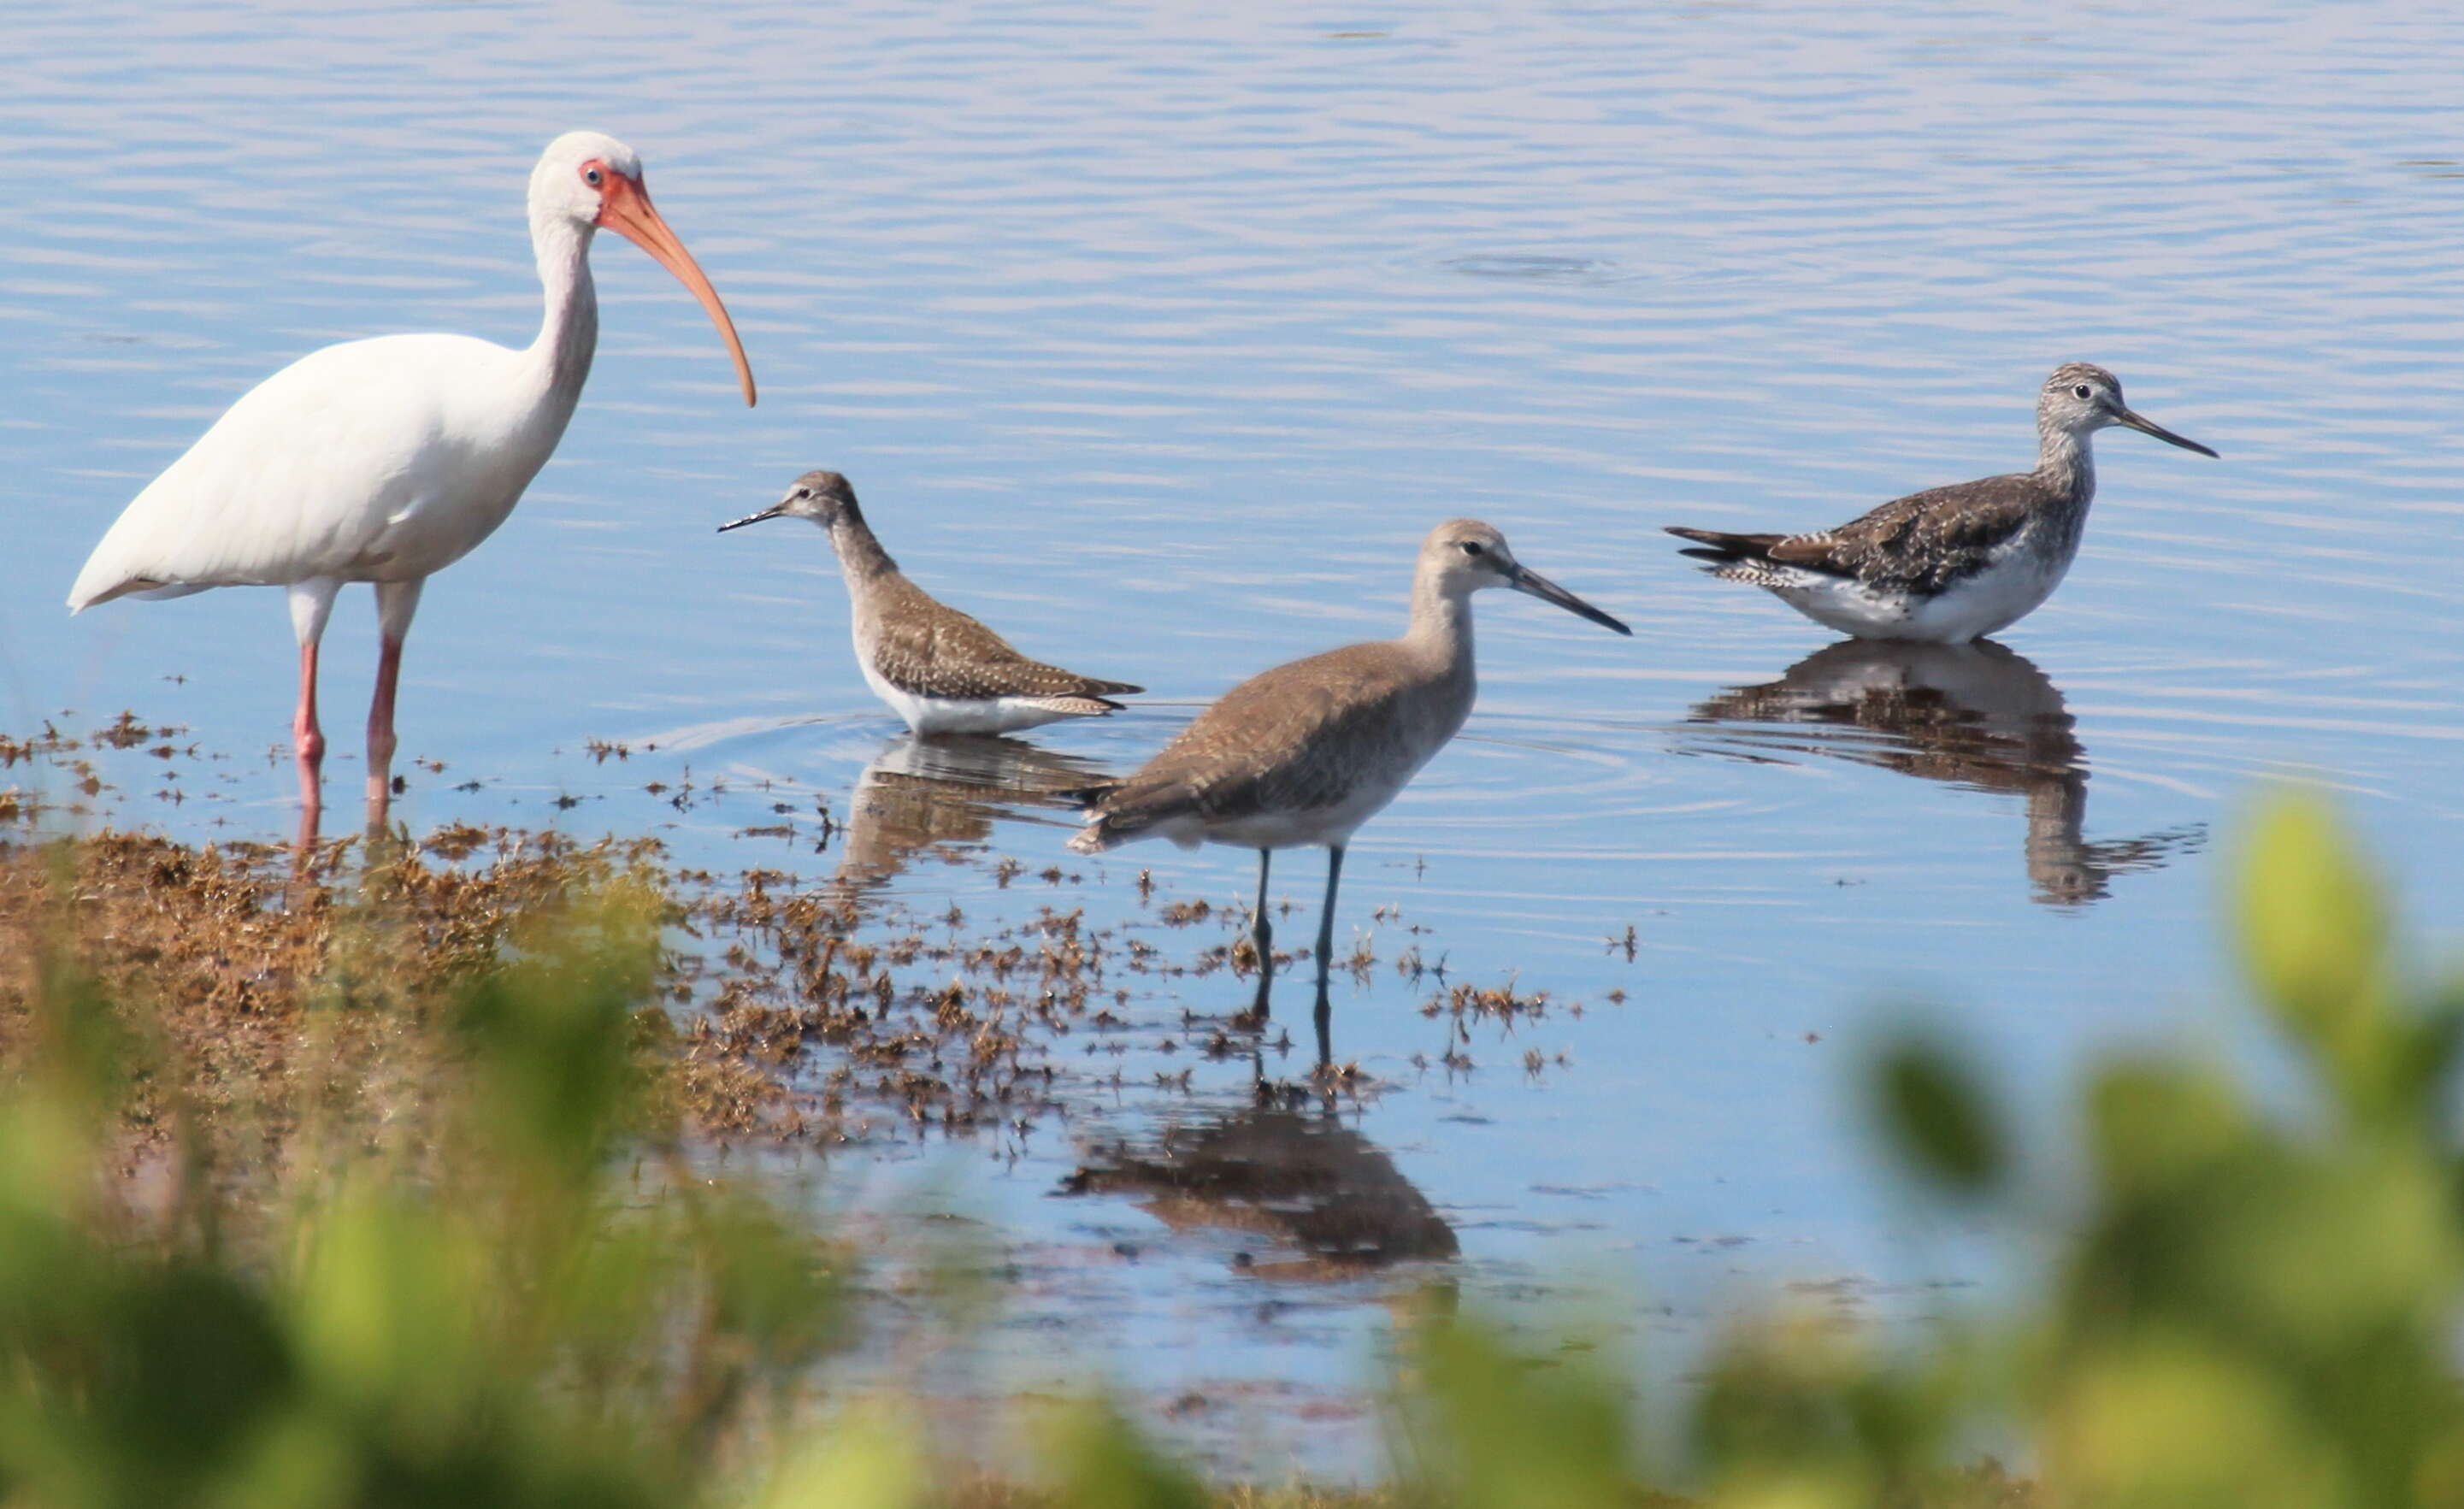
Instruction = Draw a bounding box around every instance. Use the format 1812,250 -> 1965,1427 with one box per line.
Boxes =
616,710 -> 1117,903
1677,639 -> 2205,906
1093,836 -> 1412,1273
831,732 -> 1113,902
1060,1046 -> 1459,1280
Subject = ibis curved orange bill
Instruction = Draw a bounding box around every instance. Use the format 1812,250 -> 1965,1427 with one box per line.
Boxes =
598,174 -> 757,406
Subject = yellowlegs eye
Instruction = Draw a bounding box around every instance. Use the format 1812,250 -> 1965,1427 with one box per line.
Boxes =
2072,384 -> 2093,400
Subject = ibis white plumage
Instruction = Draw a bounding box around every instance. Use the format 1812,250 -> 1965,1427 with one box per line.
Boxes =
68,130 -> 756,841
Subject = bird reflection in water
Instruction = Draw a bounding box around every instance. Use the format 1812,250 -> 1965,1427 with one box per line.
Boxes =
833,734 -> 1109,897
1062,1077 -> 1458,1280
1685,640 -> 2201,905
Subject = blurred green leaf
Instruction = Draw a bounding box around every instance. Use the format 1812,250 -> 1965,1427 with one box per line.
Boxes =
755,1406 -> 927,1509
451,878 -> 669,1182
2046,1335 -> 2346,1509
0,795 -> 2461,1509
2083,1060 -> 2250,1202
1873,1037 -> 2007,1198
2234,792 -> 2399,1119
1401,1310 -> 1642,1509
1037,1399 -> 1210,1509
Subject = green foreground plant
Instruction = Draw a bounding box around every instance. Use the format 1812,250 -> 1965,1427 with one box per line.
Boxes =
0,792 -> 2454,1506
0,878 -> 846,1507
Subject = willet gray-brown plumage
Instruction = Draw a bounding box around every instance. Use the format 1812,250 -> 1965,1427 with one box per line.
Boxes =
1067,519 -> 1629,1026
718,470 -> 1141,735
1666,363 -> 2216,643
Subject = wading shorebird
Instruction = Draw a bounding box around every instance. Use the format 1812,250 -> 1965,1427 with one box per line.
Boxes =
717,470 -> 1141,735
68,131 -> 757,846
1067,519 -> 1629,1033
1665,363 -> 2215,643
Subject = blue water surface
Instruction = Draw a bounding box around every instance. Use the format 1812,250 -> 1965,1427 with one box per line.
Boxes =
4,0 -> 2461,1480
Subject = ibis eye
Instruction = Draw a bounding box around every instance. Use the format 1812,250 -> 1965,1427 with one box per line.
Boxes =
582,165 -> 604,187
2072,384 -> 2093,400
1459,540 -> 1486,557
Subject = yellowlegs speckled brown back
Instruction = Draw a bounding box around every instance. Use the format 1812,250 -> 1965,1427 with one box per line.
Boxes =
1666,363 -> 2216,643
719,470 -> 1141,735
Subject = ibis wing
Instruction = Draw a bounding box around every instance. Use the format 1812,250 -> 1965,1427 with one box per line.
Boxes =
70,333 -> 541,609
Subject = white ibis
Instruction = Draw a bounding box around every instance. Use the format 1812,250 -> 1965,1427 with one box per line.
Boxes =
67,130 -> 756,842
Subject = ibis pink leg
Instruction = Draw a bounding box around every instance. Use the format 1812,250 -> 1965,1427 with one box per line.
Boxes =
293,640 -> 325,847
365,580 -> 424,829
286,579 -> 342,852
365,636 -> 402,822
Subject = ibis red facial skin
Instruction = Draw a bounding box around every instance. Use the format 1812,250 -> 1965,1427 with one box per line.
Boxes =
66,132 -> 756,847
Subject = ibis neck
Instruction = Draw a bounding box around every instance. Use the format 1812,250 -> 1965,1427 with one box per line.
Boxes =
528,213 -> 599,405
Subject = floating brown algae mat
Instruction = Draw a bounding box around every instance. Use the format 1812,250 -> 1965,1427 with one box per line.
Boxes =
0,818 -> 1235,1160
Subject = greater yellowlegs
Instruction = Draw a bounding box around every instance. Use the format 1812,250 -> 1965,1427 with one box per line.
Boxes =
1067,519 -> 1628,1017
719,470 -> 1141,734
1666,363 -> 2215,642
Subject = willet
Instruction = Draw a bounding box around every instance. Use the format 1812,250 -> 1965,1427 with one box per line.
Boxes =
1067,519 -> 1629,1030
719,471 -> 1141,734
1665,363 -> 2216,643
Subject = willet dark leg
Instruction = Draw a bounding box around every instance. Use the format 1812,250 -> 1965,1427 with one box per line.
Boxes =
1312,845 -> 1344,1064
1248,848 -> 1275,1018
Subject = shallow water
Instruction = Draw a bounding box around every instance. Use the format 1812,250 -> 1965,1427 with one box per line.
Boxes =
7,0 -> 2464,1480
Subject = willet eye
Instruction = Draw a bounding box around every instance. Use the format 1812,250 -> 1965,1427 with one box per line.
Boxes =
1460,540 -> 1485,557
2072,384 -> 2093,399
